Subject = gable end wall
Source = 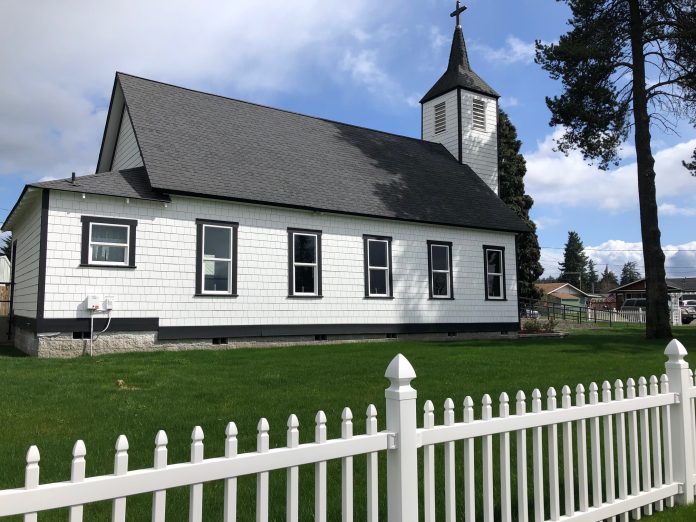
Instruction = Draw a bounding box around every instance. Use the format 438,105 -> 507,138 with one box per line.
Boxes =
111,108 -> 144,171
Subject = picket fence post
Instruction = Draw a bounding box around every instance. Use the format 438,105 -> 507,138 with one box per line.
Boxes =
664,339 -> 695,505
385,354 -> 418,522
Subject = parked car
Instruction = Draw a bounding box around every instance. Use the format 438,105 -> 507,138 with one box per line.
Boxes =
682,300 -> 696,325
621,298 -> 647,312
520,308 -> 540,319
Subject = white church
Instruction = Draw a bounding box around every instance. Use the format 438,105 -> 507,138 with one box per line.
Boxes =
2,11 -> 528,356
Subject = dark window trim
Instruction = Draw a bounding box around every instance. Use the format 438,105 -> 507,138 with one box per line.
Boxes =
363,235 -> 393,298
427,240 -> 454,300
195,219 -> 239,297
80,215 -> 137,268
483,245 -> 507,301
288,228 -> 323,297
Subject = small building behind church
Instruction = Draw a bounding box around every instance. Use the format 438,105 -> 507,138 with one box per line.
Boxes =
2,17 -> 529,356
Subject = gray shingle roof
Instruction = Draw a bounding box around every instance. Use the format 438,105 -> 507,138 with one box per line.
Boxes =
668,278 -> 696,292
31,167 -> 170,202
115,73 -> 526,233
421,27 -> 499,103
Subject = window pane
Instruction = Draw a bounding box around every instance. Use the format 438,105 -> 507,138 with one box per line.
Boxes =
294,266 -> 316,294
92,224 -> 128,244
369,269 -> 388,295
488,274 -> 502,297
487,250 -> 502,274
294,235 -> 316,263
92,245 -> 126,263
204,227 -> 231,259
431,245 -> 449,271
204,260 -> 230,292
368,241 -> 388,268
433,272 -> 449,296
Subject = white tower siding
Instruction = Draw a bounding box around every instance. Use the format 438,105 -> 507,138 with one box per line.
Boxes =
422,89 -> 499,194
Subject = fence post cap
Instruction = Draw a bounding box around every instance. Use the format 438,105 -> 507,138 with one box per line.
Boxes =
225,422 -> 238,437
72,439 -> 86,457
665,338 -> 687,360
385,353 -> 416,381
315,410 -> 327,424
26,445 -> 40,464
287,414 -> 299,429
115,435 -> 129,452
191,426 -> 204,442
155,430 -> 168,446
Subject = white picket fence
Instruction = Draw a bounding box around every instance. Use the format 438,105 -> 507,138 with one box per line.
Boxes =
588,309 -> 647,324
1,339 -> 696,521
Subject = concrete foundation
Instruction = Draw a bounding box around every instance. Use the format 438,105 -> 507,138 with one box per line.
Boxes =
12,327 -> 518,358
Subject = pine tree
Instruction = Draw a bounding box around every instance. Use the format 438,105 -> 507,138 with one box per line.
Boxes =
497,109 -> 543,299
536,1 -> 695,338
620,261 -> 642,286
558,231 -> 588,290
587,259 -> 599,294
599,265 -> 619,293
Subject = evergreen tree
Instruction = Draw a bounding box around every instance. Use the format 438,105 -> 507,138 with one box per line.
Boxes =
620,261 -> 642,286
497,109 -> 543,299
558,231 -> 588,290
684,149 -> 696,175
599,265 -> 619,293
0,233 -> 10,260
536,1 -> 695,338
587,259 -> 599,294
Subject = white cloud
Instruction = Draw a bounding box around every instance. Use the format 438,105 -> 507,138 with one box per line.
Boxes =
533,216 -> 560,230
0,0 -> 390,180
429,26 -> 450,51
540,240 -> 696,278
525,129 -> 696,212
500,96 -> 520,108
471,36 -> 536,65
659,203 -> 696,217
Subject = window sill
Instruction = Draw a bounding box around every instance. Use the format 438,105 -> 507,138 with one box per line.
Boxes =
364,296 -> 395,300
429,297 -> 455,301
194,294 -> 238,298
79,264 -> 136,269
287,295 -> 323,299
485,297 -> 508,302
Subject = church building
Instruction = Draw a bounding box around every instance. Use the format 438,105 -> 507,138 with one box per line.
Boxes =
2,9 -> 528,356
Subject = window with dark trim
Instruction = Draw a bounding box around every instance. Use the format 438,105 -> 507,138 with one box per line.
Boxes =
195,219 -> 238,296
363,235 -> 393,298
483,245 -> 506,300
80,216 -> 137,268
427,241 -> 453,299
288,228 -> 322,297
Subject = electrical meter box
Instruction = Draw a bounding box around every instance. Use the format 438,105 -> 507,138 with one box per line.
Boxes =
103,296 -> 115,311
86,295 -> 102,311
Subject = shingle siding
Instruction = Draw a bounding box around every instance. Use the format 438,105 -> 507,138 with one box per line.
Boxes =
10,192 -> 42,318
460,91 -> 498,194
43,191 -> 518,328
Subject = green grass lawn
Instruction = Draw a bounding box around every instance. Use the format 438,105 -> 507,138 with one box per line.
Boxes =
1,325 -> 695,520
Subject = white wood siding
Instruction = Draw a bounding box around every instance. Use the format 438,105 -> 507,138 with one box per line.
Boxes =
422,90 -> 459,160
0,256 -> 10,281
42,192 -> 519,328
460,91 -> 498,194
10,192 -> 42,318
422,90 -> 499,195
111,109 -> 144,170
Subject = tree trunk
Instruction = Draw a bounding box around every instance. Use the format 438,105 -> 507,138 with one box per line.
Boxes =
628,0 -> 672,339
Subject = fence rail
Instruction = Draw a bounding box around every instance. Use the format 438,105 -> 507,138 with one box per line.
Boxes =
520,297 -> 648,326
0,340 -> 695,521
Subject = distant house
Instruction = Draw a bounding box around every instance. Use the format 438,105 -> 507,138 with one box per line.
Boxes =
535,282 -> 598,308
609,277 -> 696,308
0,256 -> 10,282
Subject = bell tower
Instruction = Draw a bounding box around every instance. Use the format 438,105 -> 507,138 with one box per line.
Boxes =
421,2 -> 500,194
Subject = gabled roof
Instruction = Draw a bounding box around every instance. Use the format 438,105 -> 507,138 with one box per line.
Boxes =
93,73 -> 526,233
536,282 -> 596,298
608,278 -> 688,293
420,27 -> 499,103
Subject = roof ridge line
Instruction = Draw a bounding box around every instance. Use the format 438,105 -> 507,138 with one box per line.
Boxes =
116,72 -> 438,147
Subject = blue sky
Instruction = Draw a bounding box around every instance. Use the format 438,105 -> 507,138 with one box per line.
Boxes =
1,0 -> 694,277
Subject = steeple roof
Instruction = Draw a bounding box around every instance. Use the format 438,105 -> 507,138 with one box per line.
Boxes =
420,26 -> 499,104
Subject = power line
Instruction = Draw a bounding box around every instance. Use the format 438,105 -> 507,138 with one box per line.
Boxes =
541,246 -> 696,252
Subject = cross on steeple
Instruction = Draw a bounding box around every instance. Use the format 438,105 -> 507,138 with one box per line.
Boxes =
450,1 -> 467,27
